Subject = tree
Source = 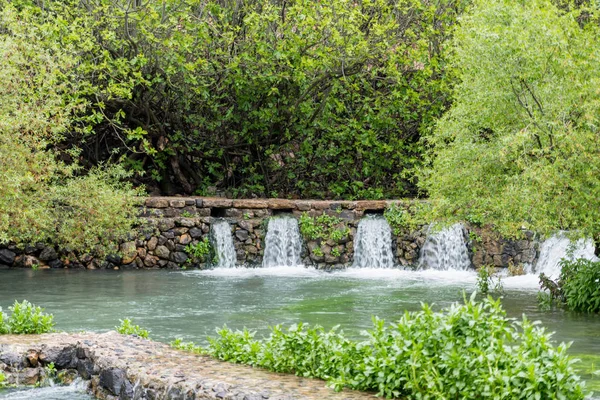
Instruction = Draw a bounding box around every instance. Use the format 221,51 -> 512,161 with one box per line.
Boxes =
0,4 -> 141,255
8,0 -> 467,199
421,0 -> 600,241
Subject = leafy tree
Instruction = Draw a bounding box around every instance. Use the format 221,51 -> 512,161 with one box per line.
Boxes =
421,0 -> 600,240
0,4 -> 141,256
8,0 -> 467,199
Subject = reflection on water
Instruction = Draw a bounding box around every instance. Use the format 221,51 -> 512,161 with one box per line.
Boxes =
0,268 -> 599,394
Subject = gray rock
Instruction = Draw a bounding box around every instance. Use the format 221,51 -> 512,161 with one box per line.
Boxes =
154,246 -> 170,260
235,230 -> 249,242
189,228 -> 203,238
99,368 -> 128,396
171,252 -> 188,264
48,259 -> 63,269
77,358 -> 94,380
39,345 -> 76,368
39,247 -> 58,261
0,249 -> 16,265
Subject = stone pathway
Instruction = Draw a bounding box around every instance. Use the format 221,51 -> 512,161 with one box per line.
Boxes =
0,332 -> 378,399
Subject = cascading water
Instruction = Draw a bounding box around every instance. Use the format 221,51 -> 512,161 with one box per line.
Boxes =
532,233 -> 597,277
418,223 -> 471,271
353,215 -> 394,269
210,220 -> 237,268
262,216 -> 303,267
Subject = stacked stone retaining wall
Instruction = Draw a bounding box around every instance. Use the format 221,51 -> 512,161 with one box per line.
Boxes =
0,197 -> 539,271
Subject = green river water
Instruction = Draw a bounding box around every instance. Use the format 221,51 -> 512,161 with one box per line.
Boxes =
0,267 -> 599,398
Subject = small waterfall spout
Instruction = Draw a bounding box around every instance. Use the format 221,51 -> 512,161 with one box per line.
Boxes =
418,223 -> 470,271
533,233 -> 597,277
211,220 -> 237,268
263,216 -> 303,267
353,215 -> 394,268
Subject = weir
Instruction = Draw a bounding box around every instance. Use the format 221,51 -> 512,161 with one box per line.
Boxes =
418,223 -> 470,271
262,216 -> 303,267
353,215 -> 394,268
210,220 -> 237,268
533,233 -> 597,277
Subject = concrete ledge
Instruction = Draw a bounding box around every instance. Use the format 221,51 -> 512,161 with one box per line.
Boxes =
0,332 -> 377,399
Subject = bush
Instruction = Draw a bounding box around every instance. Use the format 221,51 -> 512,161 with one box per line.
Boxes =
116,319 -> 150,339
0,308 -> 7,334
198,295 -> 584,399
541,258 -> 600,313
4,300 -> 55,334
0,5 -> 142,257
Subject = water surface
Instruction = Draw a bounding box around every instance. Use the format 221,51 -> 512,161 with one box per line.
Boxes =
0,268 -> 599,396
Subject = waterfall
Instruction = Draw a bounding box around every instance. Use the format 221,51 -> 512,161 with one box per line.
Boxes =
263,216 -> 303,267
353,215 -> 395,268
210,220 -> 237,268
533,233 -> 597,277
418,223 -> 471,271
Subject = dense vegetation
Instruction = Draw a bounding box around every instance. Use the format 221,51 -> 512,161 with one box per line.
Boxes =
539,258 -> 600,312
1,0 -> 468,199
0,3 -> 141,255
174,295 -> 585,399
421,0 -> 600,240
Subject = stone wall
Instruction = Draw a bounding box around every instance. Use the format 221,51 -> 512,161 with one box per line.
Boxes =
0,197 -> 540,271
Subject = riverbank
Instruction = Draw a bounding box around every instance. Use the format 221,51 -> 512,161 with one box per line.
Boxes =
0,332 -> 376,399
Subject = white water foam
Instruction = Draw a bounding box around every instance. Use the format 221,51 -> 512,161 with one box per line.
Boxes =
418,223 -> 471,271
532,233 -> 597,278
210,219 -> 237,268
353,215 -> 395,268
262,217 -> 303,268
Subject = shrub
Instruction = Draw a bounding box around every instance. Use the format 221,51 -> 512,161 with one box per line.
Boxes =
0,308 -> 7,334
476,265 -> 503,295
116,319 -> 150,339
185,238 -> 214,265
198,295 -> 584,399
298,213 -> 349,242
6,300 -> 54,334
560,259 -> 600,313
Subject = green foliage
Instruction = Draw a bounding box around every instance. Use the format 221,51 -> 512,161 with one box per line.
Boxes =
170,338 -> 206,355
331,247 -> 341,258
5,300 -> 55,334
298,213 -> 349,242
421,0 -> 600,239
45,362 -> 57,379
384,202 -> 429,235
560,259 -> 600,313
116,318 -> 150,339
476,265 -> 503,295
202,295 -> 584,399
0,371 -> 6,388
0,308 -> 7,334
185,238 -> 214,264
0,4 -> 142,256
538,258 -> 600,313
311,247 -> 324,258
5,0 -> 467,199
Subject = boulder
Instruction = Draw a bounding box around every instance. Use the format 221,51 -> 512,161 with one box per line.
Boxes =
0,249 -> 16,265
154,246 -> 170,260
171,252 -> 188,264
120,242 -> 138,264
235,230 -> 249,242
39,247 -> 58,261
147,237 -> 158,250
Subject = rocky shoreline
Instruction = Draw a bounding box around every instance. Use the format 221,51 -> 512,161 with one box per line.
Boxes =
0,332 -> 376,399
